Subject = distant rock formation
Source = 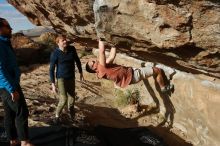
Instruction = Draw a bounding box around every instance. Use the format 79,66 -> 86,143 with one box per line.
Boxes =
11,33 -> 51,65
17,26 -> 55,37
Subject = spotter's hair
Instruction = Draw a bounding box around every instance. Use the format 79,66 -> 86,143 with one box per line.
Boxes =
0,17 -> 6,28
55,34 -> 67,44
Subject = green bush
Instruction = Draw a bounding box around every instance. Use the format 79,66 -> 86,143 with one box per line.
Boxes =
115,88 -> 141,107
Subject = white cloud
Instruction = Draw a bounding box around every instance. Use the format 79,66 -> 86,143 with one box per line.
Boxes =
9,17 -> 28,25
0,10 -> 24,19
0,1 -> 35,32
12,17 -> 27,20
0,3 -> 13,7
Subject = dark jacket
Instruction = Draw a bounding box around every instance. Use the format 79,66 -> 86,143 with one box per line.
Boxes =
0,36 -> 20,93
49,46 -> 82,83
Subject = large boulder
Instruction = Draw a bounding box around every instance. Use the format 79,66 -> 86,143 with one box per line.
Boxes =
94,0 -> 220,50
92,0 -> 220,76
7,0 -> 220,49
7,0 -> 220,77
8,0 -> 96,39
7,0 -> 220,75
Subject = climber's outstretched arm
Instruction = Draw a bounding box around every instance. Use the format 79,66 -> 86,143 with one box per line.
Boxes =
106,46 -> 116,64
98,40 -> 106,67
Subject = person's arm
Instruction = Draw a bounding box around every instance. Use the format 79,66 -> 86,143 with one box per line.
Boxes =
49,51 -> 57,93
12,52 -> 21,102
98,40 -> 106,67
106,46 -> 116,64
0,63 -> 16,93
0,52 -> 16,93
73,46 -> 84,81
9,44 -> 21,85
0,50 -> 20,101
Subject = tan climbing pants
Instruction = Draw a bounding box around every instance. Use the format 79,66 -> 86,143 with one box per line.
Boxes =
55,78 -> 75,117
130,67 -> 154,84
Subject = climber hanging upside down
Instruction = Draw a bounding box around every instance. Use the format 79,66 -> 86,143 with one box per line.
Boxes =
85,39 -> 174,93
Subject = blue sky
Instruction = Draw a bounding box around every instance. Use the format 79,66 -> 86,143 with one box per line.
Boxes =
0,0 -> 35,32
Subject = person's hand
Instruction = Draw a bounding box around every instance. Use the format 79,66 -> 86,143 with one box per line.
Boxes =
11,91 -> 19,102
80,73 -> 85,82
51,83 -> 57,94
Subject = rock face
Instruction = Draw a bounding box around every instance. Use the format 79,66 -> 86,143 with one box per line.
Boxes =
8,0 -> 96,39
7,0 -> 220,49
94,0 -> 220,49
7,0 -> 220,77
94,0 -> 192,48
93,0 -> 220,76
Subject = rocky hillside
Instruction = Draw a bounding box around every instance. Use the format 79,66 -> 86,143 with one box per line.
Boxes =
7,0 -> 220,78
17,26 -> 55,37
11,32 -> 56,66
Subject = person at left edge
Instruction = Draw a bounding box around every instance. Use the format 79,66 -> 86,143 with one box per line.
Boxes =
0,17 -> 34,146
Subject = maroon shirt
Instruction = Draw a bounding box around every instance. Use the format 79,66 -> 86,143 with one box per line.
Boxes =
95,62 -> 133,88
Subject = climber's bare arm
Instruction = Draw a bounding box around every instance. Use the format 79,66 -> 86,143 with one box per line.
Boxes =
99,40 -> 106,67
106,46 -> 116,64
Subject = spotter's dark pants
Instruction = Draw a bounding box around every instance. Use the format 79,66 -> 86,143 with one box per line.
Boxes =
0,85 -> 29,141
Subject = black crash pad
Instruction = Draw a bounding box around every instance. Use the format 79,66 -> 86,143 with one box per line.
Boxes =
0,126 -> 166,146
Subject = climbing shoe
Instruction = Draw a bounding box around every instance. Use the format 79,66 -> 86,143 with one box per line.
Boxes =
161,84 -> 174,93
